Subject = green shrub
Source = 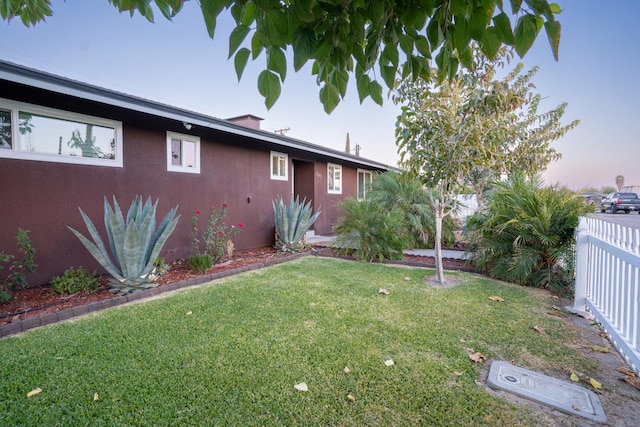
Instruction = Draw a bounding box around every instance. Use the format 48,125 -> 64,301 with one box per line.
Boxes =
465,174 -> 593,294
273,195 -> 321,253
68,195 -> 180,295
50,267 -> 100,295
187,254 -> 213,274
370,171 -> 456,248
0,228 -> 37,302
333,198 -> 408,262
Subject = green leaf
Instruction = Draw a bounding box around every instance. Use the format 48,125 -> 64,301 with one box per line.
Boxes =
319,83 -> 340,114
549,3 -> 562,13
369,80 -> 383,106
458,47 -> 474,70
356,73 -> 372,103
228,24 -> 251,58
544,20 -> 561,61
251,32 -> 263,60
380,64 -> 396,89
415,36 -> 432,58
234,47 -> 251,81
257,70 -> 281,110
292,27 -> 316,71
453,19 -> 470,54
399,34 -> 414,56
480,27 -> 501,59
469,6 -> 490,41
514,14 -> 539,57
427,18 -> 443,49
381,44 -> 399,67
510,0 -> 523,14
264,9 -> 289,46
493,12 -> 515,45
267,46 -> 287,81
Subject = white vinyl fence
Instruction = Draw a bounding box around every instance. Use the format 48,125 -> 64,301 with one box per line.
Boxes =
453,194 -> 479,222
573,217 -> 640,375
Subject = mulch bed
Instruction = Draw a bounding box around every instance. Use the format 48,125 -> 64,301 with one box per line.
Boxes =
1,246 -> 471,328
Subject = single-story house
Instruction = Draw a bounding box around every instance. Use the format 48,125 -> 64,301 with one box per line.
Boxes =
0,60 -> 393,286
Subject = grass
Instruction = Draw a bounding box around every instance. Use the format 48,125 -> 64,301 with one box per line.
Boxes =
0,258 -> 596,426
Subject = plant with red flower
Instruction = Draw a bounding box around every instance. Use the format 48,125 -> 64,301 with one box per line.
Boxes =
197,202 -> 243,263
238,223 -> 244,228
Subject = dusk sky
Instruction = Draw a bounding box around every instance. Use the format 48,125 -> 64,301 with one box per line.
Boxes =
1,1 -> 637,191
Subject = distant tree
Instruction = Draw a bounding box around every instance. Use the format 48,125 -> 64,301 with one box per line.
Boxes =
616,175 -> 625,191
601,186 -> 616,194
1,0 -> 563,112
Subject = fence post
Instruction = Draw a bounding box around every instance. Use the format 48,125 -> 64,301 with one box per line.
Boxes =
573,217 -> 590,313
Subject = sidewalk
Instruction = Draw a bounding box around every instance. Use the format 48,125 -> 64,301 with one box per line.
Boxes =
306,234 -> 469,260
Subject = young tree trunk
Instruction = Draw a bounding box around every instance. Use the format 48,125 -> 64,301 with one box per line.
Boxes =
434,205 -> 446,285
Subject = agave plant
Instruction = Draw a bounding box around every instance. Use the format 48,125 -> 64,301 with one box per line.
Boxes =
69,196 -> 180,295
273,195 -> 321,253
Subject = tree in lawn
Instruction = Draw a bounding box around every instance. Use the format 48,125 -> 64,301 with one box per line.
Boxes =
616,175 -> 625,191
2,0 -> 563,112
395,49 -> 546,284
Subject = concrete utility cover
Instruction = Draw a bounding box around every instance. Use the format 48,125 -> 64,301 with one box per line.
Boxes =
487,361 -> 606,422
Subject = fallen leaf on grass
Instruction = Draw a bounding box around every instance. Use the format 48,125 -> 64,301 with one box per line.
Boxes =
404,277 -> 411,281
186,311 -> 193,316
617,367 -> 636,376
589,345 -> 610,353
469,352 -> 486,363
27,387 -> 42,398
533,326 -> 546,335
552,305 -> 562,311
343,366 -> 350,374
378,288 -> 390,295
621,375 -> 640,391
294,382 -> 308,392
384,359 -> 395,366
93,393 -> 99,401
488,296 -> 504,302
589,378 -> 602,389
453,371 -> 464,376
347,394 -> 355,402
570,373 -> 580,382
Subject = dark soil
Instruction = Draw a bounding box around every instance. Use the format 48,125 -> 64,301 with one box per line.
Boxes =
0,246 -> 469,326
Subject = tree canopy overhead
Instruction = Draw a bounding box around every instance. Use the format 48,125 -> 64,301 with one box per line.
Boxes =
1,0 -> 563,112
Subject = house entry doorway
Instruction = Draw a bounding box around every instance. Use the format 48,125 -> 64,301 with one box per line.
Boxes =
292,159 -> 316,229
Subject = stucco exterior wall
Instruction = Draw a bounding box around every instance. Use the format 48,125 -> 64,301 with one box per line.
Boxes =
0,77 -> 386,286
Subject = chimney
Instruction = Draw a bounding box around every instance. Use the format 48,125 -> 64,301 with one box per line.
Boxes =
345,132 -> 351,154
226,114 -> 264,130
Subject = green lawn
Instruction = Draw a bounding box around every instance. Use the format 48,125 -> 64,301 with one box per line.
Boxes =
0,258 -> 595,426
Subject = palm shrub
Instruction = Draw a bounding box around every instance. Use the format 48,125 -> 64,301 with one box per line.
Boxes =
370,171 -> 457,248
464,174 -> 592,294
273,195 -> 321,253
69,196 -> 180,295
333,197 -> 408,261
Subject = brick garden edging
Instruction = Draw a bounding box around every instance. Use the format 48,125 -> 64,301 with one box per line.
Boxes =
0,252 -> 308,338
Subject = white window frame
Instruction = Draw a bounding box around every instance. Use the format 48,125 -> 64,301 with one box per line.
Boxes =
270,151 -> 288,181
357,169 -> 373,201
327,163 -> 342,194
0,97 -> 123,167
167,131 -> 201,174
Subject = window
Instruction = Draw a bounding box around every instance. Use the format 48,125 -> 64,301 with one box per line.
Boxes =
167,131 -> 200,173
357,170 -> 373,200
328,163 -> 342,194
271,151 -> 288,180
0,98 -> 122,167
